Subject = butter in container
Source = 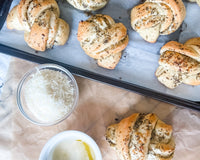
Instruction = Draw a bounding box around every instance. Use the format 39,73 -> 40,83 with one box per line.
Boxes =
39,131 -> 102,160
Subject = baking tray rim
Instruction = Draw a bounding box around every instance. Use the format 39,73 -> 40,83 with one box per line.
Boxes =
0,43 -> 200,111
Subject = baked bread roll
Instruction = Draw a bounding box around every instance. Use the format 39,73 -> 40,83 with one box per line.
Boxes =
131,0 -> 186,43
77,14 -> 129,69
7,0 -> 70,51
66,0 -> 108,11
155,37 -> 200,89
106,113 -> 175,160
188,0 -> 200,6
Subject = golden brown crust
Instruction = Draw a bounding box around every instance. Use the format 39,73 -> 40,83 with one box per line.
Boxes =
7,6 -> 24,30
129,113 -> 158,160
106,113 -> 175,160
95,35 -> 129,61
155,66 -> 183,89
182,74 -> 200,85
77,14 -> 125,59
24,10 -> 51,51
115,113 -> 140,160
156,37 -> 200,88
17,0 -> 32,31
152,120 -> 173,143
148,0 -> 186,34
6,0 -> 69,51
106,124 -> 118,146
97,52 -> 122,70
185,37 -> 200,46
160,41 -> 200,62
159,51 -> 200,74
131,0 -> 186,43
54,18 -> 70,46
18,0 -> 60,31
184,37 -> 200,59
77,14 -> 129,69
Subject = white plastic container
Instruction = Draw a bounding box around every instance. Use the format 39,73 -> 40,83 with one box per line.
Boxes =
39,130 -> 102,160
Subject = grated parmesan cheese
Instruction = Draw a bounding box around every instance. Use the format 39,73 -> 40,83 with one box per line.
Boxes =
24,69 -> 75,123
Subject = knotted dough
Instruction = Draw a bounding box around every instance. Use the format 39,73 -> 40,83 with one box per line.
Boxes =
156,37 -> 200,89
77,14 -> 129,69
131,0 -> 186,43
106,113 -> 175,160
7,0 -> 70,51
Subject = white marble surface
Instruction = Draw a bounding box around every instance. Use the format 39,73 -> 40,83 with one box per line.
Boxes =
0,53 -> 10,94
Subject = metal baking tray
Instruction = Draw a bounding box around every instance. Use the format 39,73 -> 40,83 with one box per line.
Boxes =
0,0 -> 200,111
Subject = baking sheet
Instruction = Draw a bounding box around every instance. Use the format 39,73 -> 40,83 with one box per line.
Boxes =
0,0 -> 200,101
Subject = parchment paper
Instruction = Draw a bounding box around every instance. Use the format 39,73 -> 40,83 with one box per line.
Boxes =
0,0 -> 200,100
0,57 -> 200,160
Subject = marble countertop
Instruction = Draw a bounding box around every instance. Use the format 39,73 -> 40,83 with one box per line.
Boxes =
0,53 -> 10,95
0,56 -> 200,160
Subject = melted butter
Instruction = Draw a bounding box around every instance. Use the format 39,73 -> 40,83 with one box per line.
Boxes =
77,140 -> 94,160
52,139 -> 95,160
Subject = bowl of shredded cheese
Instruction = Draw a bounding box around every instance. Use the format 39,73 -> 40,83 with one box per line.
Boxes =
17,64 -> 79,126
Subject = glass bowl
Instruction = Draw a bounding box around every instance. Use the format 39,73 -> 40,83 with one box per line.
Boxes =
17,64 -> 79,126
